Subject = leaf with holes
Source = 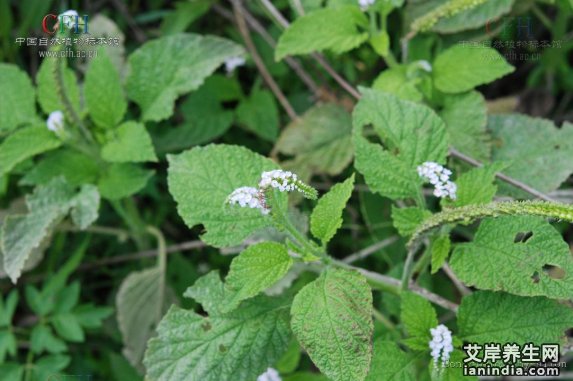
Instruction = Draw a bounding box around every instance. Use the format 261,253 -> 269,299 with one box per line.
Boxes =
144,272 -> 291,381
451,216 -> 573,299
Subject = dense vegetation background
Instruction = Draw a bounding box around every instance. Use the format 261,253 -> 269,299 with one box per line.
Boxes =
0,0 -> 573,380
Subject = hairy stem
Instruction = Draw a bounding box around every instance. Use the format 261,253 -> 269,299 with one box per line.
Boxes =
408,200 -> 573,249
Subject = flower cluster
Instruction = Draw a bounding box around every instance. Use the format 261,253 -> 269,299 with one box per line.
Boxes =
227,170 -> 317,215
225,56 -> 246,74
257,368 -> 281,381
417,162 -> 457,200
358,0 -> 375,11
429,324 -> 453,368
46,110 -> 64,133
227,186 -> 268,214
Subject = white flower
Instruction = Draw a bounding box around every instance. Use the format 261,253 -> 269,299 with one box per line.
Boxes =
417,162 -> 457,200
225,56 -> 246,74
417,60 -> 432,72
358,0 -> 375,11
60,9 -> 79,29
259,170 -> 317,199
46,110 -> 64,133
429,324 -> 453,368
257,368 -> 281,381
227,186 -> 269,214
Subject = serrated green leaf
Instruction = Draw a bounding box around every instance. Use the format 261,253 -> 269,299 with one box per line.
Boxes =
32,354 -> 70,381
0,125 -> 61,177
167,144 -> 281,247
489,115 -> 573,196
451,216 -> 573,299
276,104 -> 353,176
126,33 -> 243,122
30,325 -> 67,354
69,185 -> 100,229
20,149 -> 100,187
98,163 -> 154,200
366,340 -> 418,381
372,65 -> 424,102
117,267 -> 166,369
353,89 -> 448,200
0,63 -> 36,133
0,330 -> 17,362
85,49 -> 127,129
439,91 -> 490,162
400,291 -> 438,351
275,6 -> 368,60
432,0 -> 514,33
143,295 -> 291,381
431,235 -> 451,274
155,76 -> 236,154
310,175 -> 354,244
51,313 -> 84,342
0,291 -> 18,327
36,58 -> 80,115
236,89 -> 279,142
73,304 -> 113,329
183,271 -> 229,316
101,122 -> 157,163
458,291 -> 573,344
224,242 -> 293,312
391,206 -> 432,237
291,268 -> 373,381
446,162 -> 505,207
433,45 -> 515,93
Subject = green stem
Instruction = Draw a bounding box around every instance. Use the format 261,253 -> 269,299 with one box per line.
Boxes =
24,350 -> 34,381
408,200 -> 573,249
111,199 -> 149,249
146,226 -> 167,322
372,308 -> 396,330
401,245 -> 418,290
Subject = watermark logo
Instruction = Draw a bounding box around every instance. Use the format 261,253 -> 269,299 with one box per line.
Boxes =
42,12 -> 89,35
486,16 -> 534,39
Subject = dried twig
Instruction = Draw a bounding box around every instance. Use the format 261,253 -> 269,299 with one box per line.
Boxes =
231,0 -> 298,120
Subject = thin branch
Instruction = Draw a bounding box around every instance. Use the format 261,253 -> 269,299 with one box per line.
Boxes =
212,4 -> 320,97
449,148 -> 554,201
442,263 -> 472,296
257,0 -> 362,99
231,0 -> 298,120
343,237 -> 399,264
77,240 -> 206,272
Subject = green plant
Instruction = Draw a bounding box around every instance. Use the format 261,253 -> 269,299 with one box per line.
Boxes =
1,0 -> 573,380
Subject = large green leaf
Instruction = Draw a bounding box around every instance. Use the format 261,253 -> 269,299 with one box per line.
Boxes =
291,268 -> 373,381
353,89 -> 448,200
275,6 -> 368,60
224,242 -> 293,312
276,104 -> 353,176
167,144 -> 281,247
432,0 -> 514,33
433,45 -> 514,93
489,115 -> 573,196
97,163 -> 154,200
144,273 -> 291,381
400,292 -> 438,351
446,162 -> 504,207
372,65 -> 423,102
458,291 -> 573,344
366,340 -> 418,381
85,49 -> 127,129
0,125 -> 61,176
101,121 -> 157,163
126,33 -> 243,122
451,216 -> 573,299
439,91 -> 490,162
0,64 -> 36,132
236,89 -> 279,142
36,58 -> 80,115
117,268 -> 166,370
1,178 -> 99,283
310,175 -> 354,245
